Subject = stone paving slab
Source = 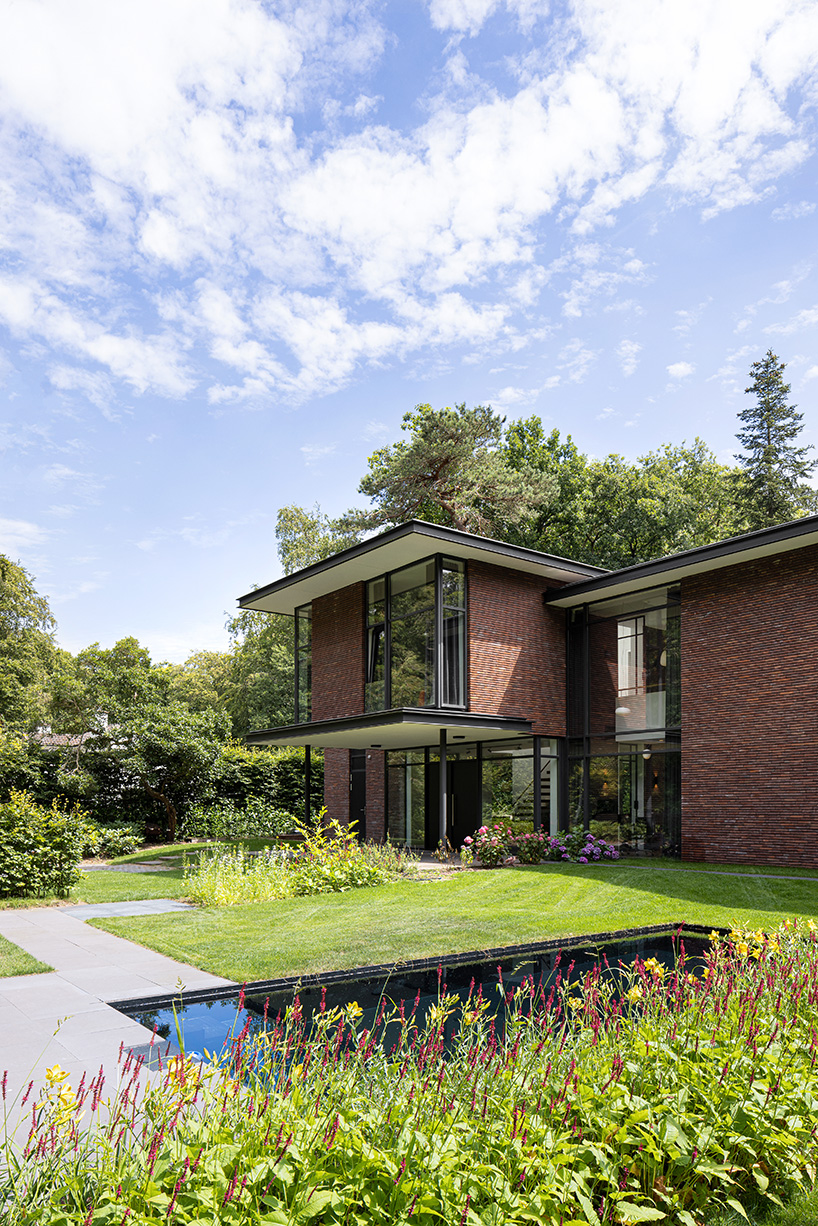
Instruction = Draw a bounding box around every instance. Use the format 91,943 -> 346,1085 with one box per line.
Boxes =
0,908 -> 233,1127
64,900 -> 194,918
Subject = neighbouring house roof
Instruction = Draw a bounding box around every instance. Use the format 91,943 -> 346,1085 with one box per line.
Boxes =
545,511 -> 818,608
246,709 -> 534,751
238,519 -> 608,615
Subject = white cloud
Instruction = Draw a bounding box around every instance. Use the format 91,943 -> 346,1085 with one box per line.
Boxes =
667,360 -> 694,378
616,338 -> 641,376
772,199 -> 816,221
0,517 -> 49,556
0,0 -> 814,405
301,442 -> 338,465
765,305 -> 818,334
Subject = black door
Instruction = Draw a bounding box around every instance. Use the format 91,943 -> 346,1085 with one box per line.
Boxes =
425,758 -> 480,850
350,750 -> 366,841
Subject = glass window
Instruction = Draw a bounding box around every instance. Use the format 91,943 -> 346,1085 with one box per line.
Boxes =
365,556 -> 468,712
441,559 -> 466,708
482,738 -> 559,835
365,579 -> 386,712
295,604 -> 312,723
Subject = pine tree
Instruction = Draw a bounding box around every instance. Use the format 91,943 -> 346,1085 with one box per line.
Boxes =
735,350 -> 817,529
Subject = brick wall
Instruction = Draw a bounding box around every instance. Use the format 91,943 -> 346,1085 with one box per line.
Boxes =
468,561 -> 566,736
323,748 -> 350,824
681,544 -> 818,866
365,750 -> 386,841
311,582 -> 364,720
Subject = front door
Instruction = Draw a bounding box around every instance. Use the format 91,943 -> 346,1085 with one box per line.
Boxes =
425,757 -> 480,850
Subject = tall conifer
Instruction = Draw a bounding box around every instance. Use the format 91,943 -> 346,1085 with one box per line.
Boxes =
735,350 -> 816,528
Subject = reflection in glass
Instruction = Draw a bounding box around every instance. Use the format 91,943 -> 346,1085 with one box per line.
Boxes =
295,604 -> 312,723
568,743 -> 681,857
391,607 -> 435,708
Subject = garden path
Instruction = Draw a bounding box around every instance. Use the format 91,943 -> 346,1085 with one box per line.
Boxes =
0,907 -> 233,1136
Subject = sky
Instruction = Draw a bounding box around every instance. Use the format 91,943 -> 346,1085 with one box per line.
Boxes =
0,0 -> 816,663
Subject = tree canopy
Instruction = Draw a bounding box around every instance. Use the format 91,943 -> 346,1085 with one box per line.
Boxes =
735,350 -> 817,529
344,402 -> 557,537
0,556 -> 56,733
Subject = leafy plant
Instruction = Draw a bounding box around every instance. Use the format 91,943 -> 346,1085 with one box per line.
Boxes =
5,922 -> 818,1224
183,813 -> 419,906
181,798 -> 297,841
0,790 -> 86,898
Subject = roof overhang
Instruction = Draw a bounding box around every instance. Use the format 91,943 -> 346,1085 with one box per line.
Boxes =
246,709 -> 534,751
239,520 -> 607,615
546,514 -> 818,609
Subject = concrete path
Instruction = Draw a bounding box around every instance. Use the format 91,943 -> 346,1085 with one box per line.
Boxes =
0,907 -> 233,1130
63,899 -> 195,919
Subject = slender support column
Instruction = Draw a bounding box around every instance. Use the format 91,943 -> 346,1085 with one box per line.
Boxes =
304,744 -> 311,826
438,728 -> 448,849
532,735 -> 542,832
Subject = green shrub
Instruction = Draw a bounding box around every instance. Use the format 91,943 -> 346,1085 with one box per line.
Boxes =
0,790 -> 86,898
180,798 -> 297,841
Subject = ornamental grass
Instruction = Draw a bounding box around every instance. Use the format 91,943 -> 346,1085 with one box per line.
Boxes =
3,921 -> 818,1225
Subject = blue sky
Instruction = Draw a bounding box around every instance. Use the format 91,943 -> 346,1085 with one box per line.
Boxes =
1,0 -> 816,662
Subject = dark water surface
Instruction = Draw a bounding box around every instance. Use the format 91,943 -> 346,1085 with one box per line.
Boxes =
115,925 -> 712,1063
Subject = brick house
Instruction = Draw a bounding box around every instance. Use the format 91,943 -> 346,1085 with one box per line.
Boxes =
239,514 -> 818,866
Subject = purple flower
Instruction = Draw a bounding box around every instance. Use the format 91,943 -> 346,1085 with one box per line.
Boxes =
578,856 -> 588,864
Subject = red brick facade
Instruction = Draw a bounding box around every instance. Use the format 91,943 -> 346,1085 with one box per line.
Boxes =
681,545 -> 818,866
311,582 -> 364,720
467,561 -> 566,735
323,748 -> 351,825
365,750 -> 386,841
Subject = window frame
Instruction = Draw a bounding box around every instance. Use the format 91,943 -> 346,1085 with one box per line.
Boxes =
364,553 -> 468,713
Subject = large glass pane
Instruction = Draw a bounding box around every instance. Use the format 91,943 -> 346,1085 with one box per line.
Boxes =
441,558 -> 465,608
568,743 -> 681,857
391,607 -> 436,707
295,604 -> 312,723
386,752 -> 426,846
390,560 -> 435,620
441,607 -> 465,707
365,624 -> 385,711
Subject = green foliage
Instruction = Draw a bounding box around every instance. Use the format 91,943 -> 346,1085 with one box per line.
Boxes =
735,350 -> 817,529
346,401 -> 556,536
108,703 -> 231,841
164,649 -> 234,714
79,821 -> 142,858
181,799 -> 297,841
0,555 -> 56,733
0,790 -> 86,898
275,503 -> 361,576
183,814 -> 418,905
6,923 -> 818,1224
211,743 -> 323,817
502,421 -> 744,567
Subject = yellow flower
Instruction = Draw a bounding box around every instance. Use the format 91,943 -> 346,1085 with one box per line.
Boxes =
807,920 -> 816,934
736,941 -> 749,957
627,986 -> 643,1004
345,1002 -> 363,1022
643,958 -> 665,978
45,1065 -> 69,1086
567,997 -> 583,1010
708,930 -> 721,944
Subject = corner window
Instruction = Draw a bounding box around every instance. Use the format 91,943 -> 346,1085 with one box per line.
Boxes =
365,556 -> 467,712
295,604 -> 312,723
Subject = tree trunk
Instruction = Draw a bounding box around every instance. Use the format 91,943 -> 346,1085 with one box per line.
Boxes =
142,780 -> 177,842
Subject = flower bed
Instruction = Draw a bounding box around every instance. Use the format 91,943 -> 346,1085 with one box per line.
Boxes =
5,922 -> 818,1224
462,823 -> 619,867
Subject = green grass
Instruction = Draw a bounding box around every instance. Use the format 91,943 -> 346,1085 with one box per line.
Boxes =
711,1187 -> 818,1225
109,837 -> 282,866
616,857 -> 818,880
90,862 -> 818,982
0,932 -> 52,977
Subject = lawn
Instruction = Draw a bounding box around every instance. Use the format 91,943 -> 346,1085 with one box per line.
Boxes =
0,933 -> 51,977
90,862 -> 818,983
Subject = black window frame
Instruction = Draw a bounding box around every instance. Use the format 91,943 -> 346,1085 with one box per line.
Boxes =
365,553 -> 468,713
294,602 -> 312,724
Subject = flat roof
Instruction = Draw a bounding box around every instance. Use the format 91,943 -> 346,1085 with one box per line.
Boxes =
239,520 -> 607,615
546,512 -> 818,608
246,709 -> 534,751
